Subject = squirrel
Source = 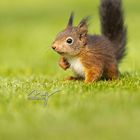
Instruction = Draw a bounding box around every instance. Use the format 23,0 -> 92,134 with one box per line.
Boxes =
52,0 -> 127,83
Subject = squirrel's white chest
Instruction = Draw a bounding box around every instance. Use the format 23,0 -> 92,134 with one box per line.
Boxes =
68,58 -> 85,78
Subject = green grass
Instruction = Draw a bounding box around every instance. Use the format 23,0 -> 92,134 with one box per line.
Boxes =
0,0 -> 140,140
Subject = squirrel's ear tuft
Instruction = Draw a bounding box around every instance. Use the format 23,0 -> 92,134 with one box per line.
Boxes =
77,16 -> 90,35
67,12 -> 74,27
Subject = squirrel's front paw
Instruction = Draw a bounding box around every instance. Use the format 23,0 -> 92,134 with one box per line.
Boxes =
59,57 -> 70,70
65,76 -> 84,81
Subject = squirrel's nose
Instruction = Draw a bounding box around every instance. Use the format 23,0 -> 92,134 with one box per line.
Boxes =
52,45 -> 56,50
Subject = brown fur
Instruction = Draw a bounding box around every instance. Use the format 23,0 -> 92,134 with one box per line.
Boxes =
59,57 -> 70,70
52,0 -> 127,83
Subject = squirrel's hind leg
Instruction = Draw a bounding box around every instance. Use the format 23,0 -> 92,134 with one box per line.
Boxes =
104,63 -> 120,80
84,66 -> 103,83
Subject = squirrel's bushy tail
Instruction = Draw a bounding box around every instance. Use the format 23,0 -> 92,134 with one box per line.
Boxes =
99,0 -> 127,62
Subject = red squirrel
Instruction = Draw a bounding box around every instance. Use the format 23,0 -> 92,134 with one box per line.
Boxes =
52,0 -> 127,83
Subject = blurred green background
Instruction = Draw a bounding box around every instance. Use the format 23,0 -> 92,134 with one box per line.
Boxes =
0,0 -> 140,140
0,0 -> 139,76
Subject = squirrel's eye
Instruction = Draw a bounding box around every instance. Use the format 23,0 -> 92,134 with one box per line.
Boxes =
66,37 -> 74,45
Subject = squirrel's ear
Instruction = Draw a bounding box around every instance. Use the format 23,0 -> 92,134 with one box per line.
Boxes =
67,12 -> 74,27
77,16 -> 90,35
